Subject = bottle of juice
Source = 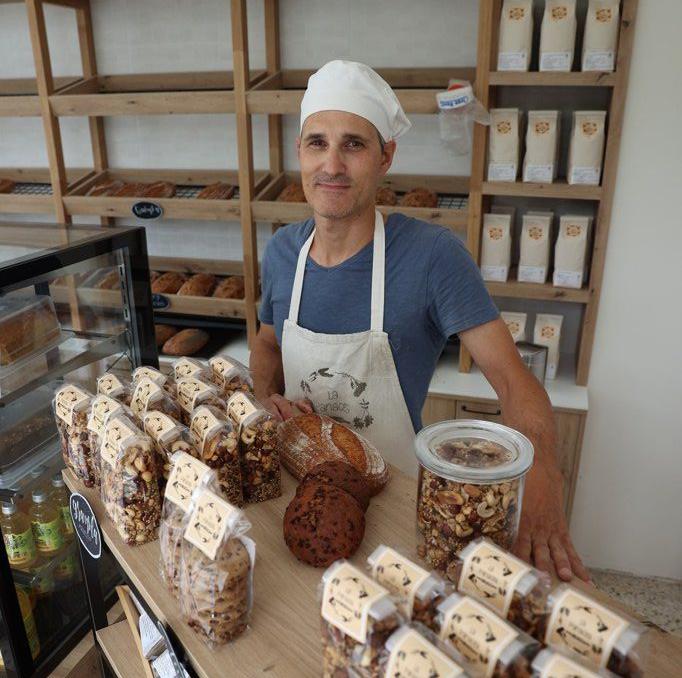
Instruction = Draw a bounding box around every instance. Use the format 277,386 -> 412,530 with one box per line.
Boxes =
0,501 -> 38,569
28,489 -> 64,556
49,474 -> 74,539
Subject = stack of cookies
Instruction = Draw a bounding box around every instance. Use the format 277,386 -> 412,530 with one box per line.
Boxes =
283,461 -> 371,567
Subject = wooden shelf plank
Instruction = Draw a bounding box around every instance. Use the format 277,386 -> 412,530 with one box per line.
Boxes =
485,279 -> 591,303
489,71 -> 617,87
0,166 -> 91,213
481,180 -> 602,200
97,621 -> 147,678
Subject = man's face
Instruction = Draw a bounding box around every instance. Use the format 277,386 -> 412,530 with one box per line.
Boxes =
297,110 -> 395,220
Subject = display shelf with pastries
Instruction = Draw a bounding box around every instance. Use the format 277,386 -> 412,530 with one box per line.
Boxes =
0,77 -> 81,117
252,171 -> 469,231
48,70 -> 268,117
0,168 -> 92,214
481,179 -> 603,201
245,67 -> 476,115
62,168 -> 271,221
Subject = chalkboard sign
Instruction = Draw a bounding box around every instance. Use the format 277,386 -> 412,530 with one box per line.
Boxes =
152,293 -> 170,310
70,493 -> 102,559
132,201 -> 163,220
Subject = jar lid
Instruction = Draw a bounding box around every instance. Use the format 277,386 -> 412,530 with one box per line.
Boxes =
415,419 -> 533,484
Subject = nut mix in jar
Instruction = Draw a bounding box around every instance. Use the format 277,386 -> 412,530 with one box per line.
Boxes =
320,560 -> 403,678
415,420 -> 533,576
367,544 -> 452,633
449,537 -> 550,639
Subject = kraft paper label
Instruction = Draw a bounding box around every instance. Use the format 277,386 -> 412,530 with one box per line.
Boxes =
176,378 -> 217,413
459,541 -> 532,616
545,589 -> 629,669
184,489 -> 239,560
540,652 -> 603,678
101,417 -> 139,468
321,562 -> 389,644
88,395 -> 125,435
98,373 -> 127,398
144,411 -> 181,445
439,597 -> 518,678
131,377 -> 164,417
133,366 -> 168,386
371,546 -> 430,617
190,405 -> 226,450
4,528 -> 37,566
173,357 -> 206,380
385,628 -> 465,678
227,391 -> 257,427
55,385 -> 90,426
165,452 -> 211,512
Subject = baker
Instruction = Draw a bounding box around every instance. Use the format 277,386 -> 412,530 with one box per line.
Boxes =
251,60 -> 589,583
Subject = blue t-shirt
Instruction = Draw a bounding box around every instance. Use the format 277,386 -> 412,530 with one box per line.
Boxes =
259,213 -> 499,431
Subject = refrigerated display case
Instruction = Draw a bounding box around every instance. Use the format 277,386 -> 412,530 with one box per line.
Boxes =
0,221 -> 156,677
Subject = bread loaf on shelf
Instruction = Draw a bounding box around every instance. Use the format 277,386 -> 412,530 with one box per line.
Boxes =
196,182 -> 235,200
151,271 -> 188,294
162,329 -> 210,356
177,273 -> 217,297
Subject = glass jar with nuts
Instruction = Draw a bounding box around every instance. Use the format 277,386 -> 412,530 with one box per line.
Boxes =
415,420 -> 533,577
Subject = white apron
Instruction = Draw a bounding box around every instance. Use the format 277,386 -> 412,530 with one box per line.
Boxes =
282,210 -> 418,476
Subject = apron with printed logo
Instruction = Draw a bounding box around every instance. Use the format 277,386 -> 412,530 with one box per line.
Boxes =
282,210 -> 417,475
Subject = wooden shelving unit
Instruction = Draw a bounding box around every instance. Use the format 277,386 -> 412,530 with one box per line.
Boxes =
1,0 -> 637,382
459,0 -> 638,385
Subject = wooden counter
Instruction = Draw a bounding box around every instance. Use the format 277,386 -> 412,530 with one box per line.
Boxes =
64,469 -> 682,678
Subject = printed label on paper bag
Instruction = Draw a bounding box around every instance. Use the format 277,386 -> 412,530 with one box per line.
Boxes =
133,366 -> 167,386
524,164 -> 554,183
227,392 -> 258,427
371,546 -> 430,617
545,589 -> 629,668
184,489 -> 239,560
459,541 -> 532,616
540,52 -> 572,71
440,597 -> 518,678
143,411 -> 181,445
518,265 -> 548,283
569,167 -> 601,185
176,378 -> 216,413
488,163 -> 517,182
98,373 -> 127,397
101,418 -> 139,468
540,652 -> 603,678
553,270 -> 583,289
173,358 -> 206,380
165,452 -> 210,512
481,265 -> 509,282
498,52 -> 528,71
584,50 -> 615,72
55,386 -> 90,426
321,562 -> 388,644
131,377 -> 164,417
190,405 -> 226,449
88,395 -> 125,435
209,356 -> 237,383
385,628 -> 464,678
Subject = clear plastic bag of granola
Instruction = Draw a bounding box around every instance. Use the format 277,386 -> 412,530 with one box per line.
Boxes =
319,560 -> 404,678
171,356 -> 211,383
542,584 -> 648,678
531,647 -> 620,678
178,486 -> 255,647
208,354 -> 254,399
142,410 -> 199,494
131,365 -> 176,397
278,413 -> 389,495
99,414 -> 161,546
226,391 -> 281,503
97,371 -> 133,407
367,544 -> 452,632
53,384 -> 94,486
188,404 -> 243,506
175,377 -> 225,426
376,621 -> 472,677
87,394 -> 133,488
434,592 -> 540,678
130,376 -> 183,425
448,537 -> 550,639
159,451 -> 218,593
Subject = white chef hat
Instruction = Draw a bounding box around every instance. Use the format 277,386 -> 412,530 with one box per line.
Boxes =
300,60 -> 412,142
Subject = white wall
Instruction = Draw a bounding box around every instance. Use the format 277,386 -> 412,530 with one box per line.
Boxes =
0,1 -> 680,578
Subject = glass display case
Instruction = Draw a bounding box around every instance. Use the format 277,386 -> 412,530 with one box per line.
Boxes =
0,221 -> 156,677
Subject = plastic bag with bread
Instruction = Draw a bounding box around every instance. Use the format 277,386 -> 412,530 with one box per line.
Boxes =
278,413 -> 389,495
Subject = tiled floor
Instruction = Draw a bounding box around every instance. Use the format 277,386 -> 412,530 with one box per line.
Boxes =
590,568 -> 682,636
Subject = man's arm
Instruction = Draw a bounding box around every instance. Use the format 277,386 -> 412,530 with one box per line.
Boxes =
249,323 -> 313,420
459,318 -> 591,582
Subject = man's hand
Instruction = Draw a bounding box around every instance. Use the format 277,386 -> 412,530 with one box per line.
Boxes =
261,394 -> 314,421
513,462 -> 591,582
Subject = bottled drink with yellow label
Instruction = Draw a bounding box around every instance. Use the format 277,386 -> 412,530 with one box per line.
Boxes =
0,501 -> 38,569
28,489 -> 65,556
17,587 -> 40,660
49,474 -> 74,539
